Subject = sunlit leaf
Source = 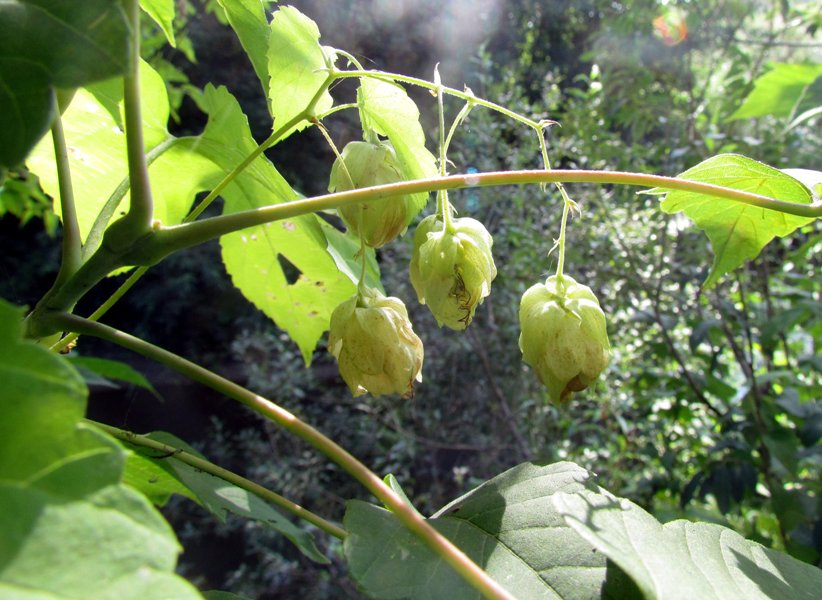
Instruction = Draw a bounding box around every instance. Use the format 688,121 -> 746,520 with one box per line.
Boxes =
553,487 -> 822,600
651,154 -> 815,287
199,85 -> 358,362
27,60 -> 172,247
141,0 -> 177,47
267,6 -> 334,136
357,77 -> 438,223
344,462 -> 614,599
215,0 -> 270,95
0,0 -> 131,168
728,63 -> 822,121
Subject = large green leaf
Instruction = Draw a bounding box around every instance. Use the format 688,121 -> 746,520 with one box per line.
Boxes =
553,488 -> 822,600
200,85 -> 359,362
267,5 -> 334,137
0,299 -> 200,599
27,59 -> 172,247
728,63 -> 822,121
215,0 -> 271,96
344,462 -> 613,599
653,154 -> 815,287
357,77 -> 438,222
0,0 -> 130,169
135,432 -> 328,564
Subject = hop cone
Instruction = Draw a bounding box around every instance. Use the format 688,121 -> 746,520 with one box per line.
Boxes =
519,274 -> 610,404
328,140 -> 414,248
409,214 -> 497,329
328,287 -> 424,397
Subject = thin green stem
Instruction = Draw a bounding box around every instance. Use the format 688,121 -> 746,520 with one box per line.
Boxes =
84,138 -> 178,260
555,199 -> 570,282
50,108 -> 81,288
91,420 -> 346,540
51,314 -> 515,600
122,0 -> 153,233
51,266 -> 148,352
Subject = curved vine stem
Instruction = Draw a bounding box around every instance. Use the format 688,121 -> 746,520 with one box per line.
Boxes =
51,314 -> 516,600
90,420 -> 346,540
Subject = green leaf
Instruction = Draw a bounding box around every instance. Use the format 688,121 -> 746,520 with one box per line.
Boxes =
214,0 -> 270,95
357,77 -> 438,222
141,0 -> 177,47
267,5 -> 334,136
344,462 -> 610,599
728,63 -> 822,121
0,0 -> 131,169
0,299 -> 199,599
68,355 -> 160,397
198,85 -> 357,362
654,154 -> 815,287
27,59 -> 172,247
553,487 -> 822,600
121,449 -> 198,506
0,301 -> 87,481
143,432 -> 329,564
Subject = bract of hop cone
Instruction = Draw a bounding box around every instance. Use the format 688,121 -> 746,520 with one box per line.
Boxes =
409,214 -> 497,329
328,140 -> 416,248
519,274 -> 610,404
328,286 -> 424,398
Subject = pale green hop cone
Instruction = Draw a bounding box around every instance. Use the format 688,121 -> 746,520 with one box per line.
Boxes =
519,274 -> 610,404
328,287 -> 424,397
409,214 -> 497,329
328,140 -> 415,248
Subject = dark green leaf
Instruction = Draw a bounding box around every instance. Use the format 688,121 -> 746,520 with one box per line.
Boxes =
144,432 -> 328,564
345,462 -> 608,599
68,355 -> 160,397
652,154 -> 815,287
553,487 -> 822,600
0,0 -> 131,168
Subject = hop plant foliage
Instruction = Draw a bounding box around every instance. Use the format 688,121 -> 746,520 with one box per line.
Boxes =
519,274 -> 610,404
328,286 -> 424,397
328,140 -> 416,248
409,214 -> 497,329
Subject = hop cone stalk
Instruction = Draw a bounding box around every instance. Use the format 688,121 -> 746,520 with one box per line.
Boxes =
328,286 -> 424,397
328,140 -> 414,248
409,214 -> 497,329
519,274 -> 610,404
